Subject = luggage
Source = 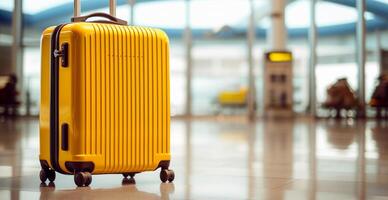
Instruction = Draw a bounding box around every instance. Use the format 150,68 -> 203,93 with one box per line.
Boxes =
39,0 -> 174,187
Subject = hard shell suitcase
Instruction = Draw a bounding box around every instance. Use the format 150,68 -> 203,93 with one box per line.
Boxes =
39,0 -> 174,187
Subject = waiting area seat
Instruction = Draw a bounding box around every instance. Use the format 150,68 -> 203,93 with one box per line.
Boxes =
217,87 -> 248,108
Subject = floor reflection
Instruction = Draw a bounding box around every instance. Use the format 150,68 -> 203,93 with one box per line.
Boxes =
0,117 -> 388,199
38,183 -> 174,200
324,120 -> 357,150
370,121 -> 388,188
263,119 -> 294,200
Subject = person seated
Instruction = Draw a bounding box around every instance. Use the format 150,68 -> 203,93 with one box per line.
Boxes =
370,74 -> 388,108
0,74 -> 20,116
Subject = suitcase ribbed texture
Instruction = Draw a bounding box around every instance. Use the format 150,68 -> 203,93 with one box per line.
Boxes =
81,24 -> 170,172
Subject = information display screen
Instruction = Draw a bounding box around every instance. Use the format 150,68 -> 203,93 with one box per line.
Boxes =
265,51 -> 292,63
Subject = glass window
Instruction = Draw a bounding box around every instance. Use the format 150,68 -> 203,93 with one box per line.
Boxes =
22,0 -> 73,14
134,1 -> 185,28
0,0 -> 13,11
8,0 -> 388,117
260,1 -> 375,29
190,0 -> 251,115
190,0 -> 250,29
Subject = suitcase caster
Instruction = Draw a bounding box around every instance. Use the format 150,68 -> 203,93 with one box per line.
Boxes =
40,169 -> 56,183
122,177 -> 136,185
122,172 -> 136,179
74,172 -> 92,187
122,173 -> 136,185
160,169 -> 175,183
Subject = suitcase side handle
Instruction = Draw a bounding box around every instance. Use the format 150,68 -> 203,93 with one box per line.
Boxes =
71,12 -> 127,25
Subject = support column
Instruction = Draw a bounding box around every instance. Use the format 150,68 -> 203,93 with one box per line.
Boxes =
268,0 -> 286,50
357,0 -> 366,118
11,0 -> 23,108
11,0 -> 22,187
376,31 -> 381,74
247,0 -> 256,121
128,0 -> 135,25
185,0 -> 193,116
309,0 -> 317,117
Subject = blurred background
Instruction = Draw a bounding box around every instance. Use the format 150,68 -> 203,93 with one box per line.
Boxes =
1,0 -> 387,118
1,1 -> 388,199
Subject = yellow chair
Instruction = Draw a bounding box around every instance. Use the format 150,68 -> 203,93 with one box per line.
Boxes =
217,87 -> 248,107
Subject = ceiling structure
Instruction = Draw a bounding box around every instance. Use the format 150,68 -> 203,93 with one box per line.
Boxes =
0,0 -> 387,38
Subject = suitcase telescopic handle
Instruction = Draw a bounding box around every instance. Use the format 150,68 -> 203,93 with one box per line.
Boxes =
71,12 -> 127,25
71,0 -> 127,25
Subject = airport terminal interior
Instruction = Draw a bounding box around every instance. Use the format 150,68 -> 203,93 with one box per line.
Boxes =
1,0 -> 388,199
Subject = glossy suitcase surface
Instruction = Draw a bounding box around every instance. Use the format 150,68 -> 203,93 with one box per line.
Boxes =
39,18 -> 174,186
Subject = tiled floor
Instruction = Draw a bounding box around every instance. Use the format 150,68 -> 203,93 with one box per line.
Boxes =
0,117 -> 387,200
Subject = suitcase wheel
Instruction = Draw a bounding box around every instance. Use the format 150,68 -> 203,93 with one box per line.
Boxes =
122,173 -> 136,185
40,169 -> 56,183
74,172 -> 92,187
160,169 -> 175,183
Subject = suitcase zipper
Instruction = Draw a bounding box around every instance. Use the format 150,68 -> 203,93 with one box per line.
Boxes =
50,23 -> 69,174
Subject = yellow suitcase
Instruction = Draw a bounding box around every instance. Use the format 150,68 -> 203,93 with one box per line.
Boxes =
39,1 -> 173,187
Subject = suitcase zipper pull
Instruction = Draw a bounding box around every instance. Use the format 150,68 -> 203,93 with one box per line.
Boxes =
53,49 -> 63,58
53,43 -> 69,67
